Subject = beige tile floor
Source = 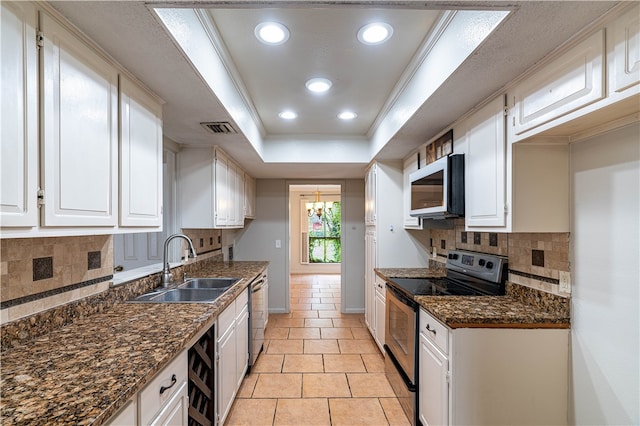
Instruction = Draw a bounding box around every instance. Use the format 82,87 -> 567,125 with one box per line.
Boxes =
225,274 -> 409,425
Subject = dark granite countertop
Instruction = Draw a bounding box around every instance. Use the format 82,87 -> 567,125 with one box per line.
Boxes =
375,268 -> 569,329
0,261 -> 268,425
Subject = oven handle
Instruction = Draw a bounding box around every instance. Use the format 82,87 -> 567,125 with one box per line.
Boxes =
385,283 -> 418,310
384,344 -> 416,392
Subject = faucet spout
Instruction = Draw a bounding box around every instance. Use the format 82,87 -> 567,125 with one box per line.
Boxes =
162,233 -> 197,287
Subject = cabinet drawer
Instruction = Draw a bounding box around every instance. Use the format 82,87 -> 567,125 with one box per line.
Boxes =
236,287 -> 249,310
218,300 -> 236,335
139,350 -> 187,425
420,309 -> 449,355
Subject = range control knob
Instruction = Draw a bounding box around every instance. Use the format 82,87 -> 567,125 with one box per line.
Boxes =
478,259 -> 486,267
485,261 -> 494,269
449,253 -> 459,260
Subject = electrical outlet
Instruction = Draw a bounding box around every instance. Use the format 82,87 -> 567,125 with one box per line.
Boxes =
559,271 -> 571,293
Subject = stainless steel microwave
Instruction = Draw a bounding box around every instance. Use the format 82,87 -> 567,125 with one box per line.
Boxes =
409,154 -> 464,219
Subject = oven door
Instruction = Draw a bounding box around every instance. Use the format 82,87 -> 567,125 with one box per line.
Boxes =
384,284 -> 417,383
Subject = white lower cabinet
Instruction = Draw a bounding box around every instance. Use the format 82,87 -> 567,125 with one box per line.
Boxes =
364,229 -> 376,333
106,398 -> 137,426
216,288 -> 249,425
149,381 -> 188,426
105,350 -> 188,426
373,275 -> 386,353
419,333 -> 448,426
418,309 -> 569,425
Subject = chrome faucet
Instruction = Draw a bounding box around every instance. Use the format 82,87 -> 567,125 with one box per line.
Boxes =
161,233 -> 197,287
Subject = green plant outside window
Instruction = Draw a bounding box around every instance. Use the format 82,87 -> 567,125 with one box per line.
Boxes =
308,202 -> 341,263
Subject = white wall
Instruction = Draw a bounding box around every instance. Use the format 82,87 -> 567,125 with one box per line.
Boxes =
234,179 -> 365,314
569,123 -> 639,425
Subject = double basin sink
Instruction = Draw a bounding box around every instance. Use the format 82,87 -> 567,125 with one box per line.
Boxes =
130,277 -> 240,303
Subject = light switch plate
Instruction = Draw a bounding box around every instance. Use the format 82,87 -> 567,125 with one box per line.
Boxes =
275,239 -> 282,249
559,271 -> 571,293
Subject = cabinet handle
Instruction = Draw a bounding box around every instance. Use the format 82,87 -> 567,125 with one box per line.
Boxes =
426,324 -> 437,336
159,374 -> 177,395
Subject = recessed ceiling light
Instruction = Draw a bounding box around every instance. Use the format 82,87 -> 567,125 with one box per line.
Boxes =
279,110 -> 297,120
338,111 -> 357,120
255,22 -> 290,45
305,78 -> 332,93
357,22 -> 393,45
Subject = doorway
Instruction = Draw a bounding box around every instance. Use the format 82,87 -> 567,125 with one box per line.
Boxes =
288,183 -> 343,310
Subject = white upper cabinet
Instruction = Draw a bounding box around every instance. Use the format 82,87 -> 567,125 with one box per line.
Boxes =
463,96 -> 507,228
40,11 -> 118,227
461,95 -> 569,233
509,30 -> 605,138
0,1 -> 39,227
364,163 -> 376,226
119,75 -> 163,227
244,173 -> 256,219
178,147 -> 248,229
612,3 -> 640,93
402,154 -> 421,229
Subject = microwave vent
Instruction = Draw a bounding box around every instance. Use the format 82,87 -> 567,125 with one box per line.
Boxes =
201,121 -> 237,134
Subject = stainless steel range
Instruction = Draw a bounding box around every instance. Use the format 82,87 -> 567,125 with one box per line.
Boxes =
384,249 -> 508,426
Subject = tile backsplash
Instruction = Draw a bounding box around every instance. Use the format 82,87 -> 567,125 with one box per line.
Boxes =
181,229 -> 222,256
1,235 -> 113,305
427,220 -> 570,297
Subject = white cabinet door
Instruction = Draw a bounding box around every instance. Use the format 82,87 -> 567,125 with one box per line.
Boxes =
214,150 -> 229,227
510,30 -> 605,136
403,154 -> 421,229
149,381 -> 188,426
374,278 -> 386,352
229,162 -> 244,226
244,174 -> 256,219
0,1 -> 39,227
217,322 -> 236,425
235,304 -> 249,387
419,333 -> 449,426
119,75 -> 163,227
464,95 -> 507,228
364,229 -> 376,333
612,3 -> 640,93
364,164 -> 376,226
40,12 -> 118,227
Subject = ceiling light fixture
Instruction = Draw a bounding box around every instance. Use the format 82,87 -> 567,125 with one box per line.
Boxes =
338,111 -> 357,120
357,22 -> 393,45
305,78 -> 332,93
278,110 -> 297,120
305,187 -> 332,218
255,22 -> 290,45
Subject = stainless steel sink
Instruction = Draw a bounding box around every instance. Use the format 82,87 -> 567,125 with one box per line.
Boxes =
130,287 -> 226,303
178,277 -> 240,290
128,277 -> 240,303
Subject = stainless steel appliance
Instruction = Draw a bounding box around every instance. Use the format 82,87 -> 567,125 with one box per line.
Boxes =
409,154 -> 464,219
384,249 -> 508,425
248,273 -> 267,369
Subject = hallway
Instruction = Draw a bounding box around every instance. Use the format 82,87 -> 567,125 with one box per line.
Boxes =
224,274 -> 409,425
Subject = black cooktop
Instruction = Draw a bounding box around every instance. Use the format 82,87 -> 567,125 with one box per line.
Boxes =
388,277 -> 486,297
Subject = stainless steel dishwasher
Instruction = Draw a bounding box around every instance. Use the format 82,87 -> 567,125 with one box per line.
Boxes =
248,273 -> 267,369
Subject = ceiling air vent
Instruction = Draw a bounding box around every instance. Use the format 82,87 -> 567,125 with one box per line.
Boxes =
200,121 -> 237,134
